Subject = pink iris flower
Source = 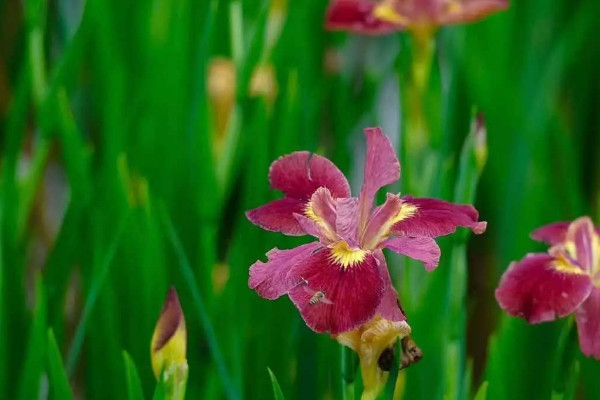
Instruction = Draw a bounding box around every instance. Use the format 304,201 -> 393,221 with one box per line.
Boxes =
495,217 -> 600,359
325,0 -> 508,35
247,127 -> 486,334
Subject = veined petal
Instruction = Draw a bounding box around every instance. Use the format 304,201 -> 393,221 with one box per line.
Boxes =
249,242 -> 322,300
390,196 -> 486,238
358,128 -> 401,231
373,250 -> 406,322
305,187 -> 338,240
495,253 -> 593,324
383,237 -> 441,271
325,0 -> 401,35
336,197 -> 360,248
575,288 -> 600,359
151,287 -> 187,379
288,248 -> 383,334
362,193 -> 415,249
566,217 -> 600,273
269,151 -> 350,200
246,198 -> 306,235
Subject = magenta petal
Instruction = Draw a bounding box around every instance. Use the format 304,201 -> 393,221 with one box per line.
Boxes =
336,197 -> 360,247
438,0 -> 509,25
391,196 -> 486,238
288,248 -> 383,334
373,250 -> 406,322
269,151 -> 350,200
361,193 -> 402,249
246,198 -> 306,235
575,288 -> 600,359
495,253 -> 593,323
325,0 -> 400,35
531,222 -> 571,245
566,217 -> 599,272
249,242 -> 322,300
383,237 -> 441,271
358,128 -> 401,227
294,213 -> 331,243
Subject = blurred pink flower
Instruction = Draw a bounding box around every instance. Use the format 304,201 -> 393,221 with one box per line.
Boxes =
326,0 -> 508,35
247,127 -> 486,334
496,217 -> 600,359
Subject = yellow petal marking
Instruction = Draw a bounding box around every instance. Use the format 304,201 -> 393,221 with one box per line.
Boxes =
151,322 -> 187,379
330,241 -> 367,269
372,3 -> 410,25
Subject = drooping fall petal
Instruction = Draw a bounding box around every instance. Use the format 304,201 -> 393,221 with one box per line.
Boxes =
249,242 -> 322,300
495,254 -> 593,324
246,198 -> 307,235
575,288 -> 600,359
374,251 -> 406,322
436,0 -> 509,25
287,248 -> 384,334
269,151 -> 351,200
151,287 -> 187,379
358,128 -> 400,229
390,196 -> 486,238
383,236 -> 441,271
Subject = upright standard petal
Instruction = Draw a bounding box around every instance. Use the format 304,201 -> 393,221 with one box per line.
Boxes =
249,242 -> 322,300
269,151 -> 350,200
246,198 -> 307,235
358,128 -> 400,229
383,236 -> 441,271
575,288 -> 600,359
336,197 -> 361,248
325,0 -> 399,34
566,217 -> 600,272
288,248 -> 384,334
495,254 -> 593,323
390,196 -> 486,238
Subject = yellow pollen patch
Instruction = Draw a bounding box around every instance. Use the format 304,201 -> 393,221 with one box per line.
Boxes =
391,203 -> 418,225
445,0 -> 463,14
330,241 -> 367,269
552,259 -> 587,276
372,3 -> 410,25
305,202 -> 322,224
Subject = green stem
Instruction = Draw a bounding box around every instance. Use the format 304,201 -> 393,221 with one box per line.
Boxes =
341,345 -> 355,400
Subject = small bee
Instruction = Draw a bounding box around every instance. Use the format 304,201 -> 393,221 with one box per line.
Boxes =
304,287 -> 333,306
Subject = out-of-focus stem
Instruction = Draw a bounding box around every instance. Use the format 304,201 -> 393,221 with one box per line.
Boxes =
341,345 -> 355,400
401,26 -> 436,196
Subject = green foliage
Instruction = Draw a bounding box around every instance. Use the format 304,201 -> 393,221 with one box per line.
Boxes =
267,368 -> 286,400
0,0 -> 599,399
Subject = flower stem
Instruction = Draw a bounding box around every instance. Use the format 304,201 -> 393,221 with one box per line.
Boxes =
341,345 -> 355,400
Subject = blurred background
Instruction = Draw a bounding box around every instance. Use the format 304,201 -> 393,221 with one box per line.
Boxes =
1,0 -> 599,399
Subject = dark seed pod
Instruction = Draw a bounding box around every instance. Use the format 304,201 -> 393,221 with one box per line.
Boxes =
377,347 -> 395,372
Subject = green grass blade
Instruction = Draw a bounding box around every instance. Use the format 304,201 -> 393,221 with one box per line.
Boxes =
123,351 -> 146,400
47,329 -> 75,400
160,204 -> 240,400
16,275 -> 47,400
267,368 -> 286,400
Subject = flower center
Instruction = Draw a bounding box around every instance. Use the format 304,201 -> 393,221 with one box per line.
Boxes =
330,241 -> 367,269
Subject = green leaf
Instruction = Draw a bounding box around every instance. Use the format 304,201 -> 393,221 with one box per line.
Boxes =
474,381 -> 488,400
267,368 -> 286,400
16,275 -> 47,400
46,329 -> 75,400
123,351 -> 146,400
